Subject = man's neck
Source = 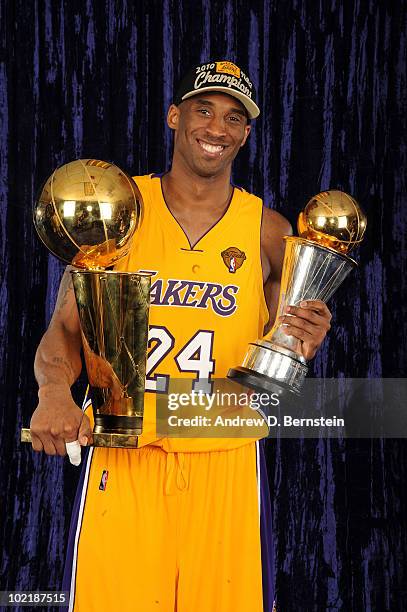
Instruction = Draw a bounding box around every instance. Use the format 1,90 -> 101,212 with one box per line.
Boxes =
160,158 -> 234,248
162,158 -> 233,214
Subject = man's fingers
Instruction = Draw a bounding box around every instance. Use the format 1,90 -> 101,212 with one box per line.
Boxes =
30,432 -> 44,453
47,426 -> 70,455
42,438 -> 58,456
30,422 -> 84,455
30,428 -> 59,455
53,436 -> 68,456
286,306 -> 321,323
280,315 -> 316,336
284,306 -> 331,330
281,324 -> 313,342
297,300 -> 332,319
62,422 -> 81,443
78,416 -> 93,446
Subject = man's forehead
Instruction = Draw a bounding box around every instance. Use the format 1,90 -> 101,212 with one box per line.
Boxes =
182,92 -> 248,115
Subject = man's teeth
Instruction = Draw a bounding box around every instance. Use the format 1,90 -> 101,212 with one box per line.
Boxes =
199,141 -> 224,153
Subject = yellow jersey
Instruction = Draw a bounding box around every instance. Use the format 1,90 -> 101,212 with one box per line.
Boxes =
114,173 -> 269,451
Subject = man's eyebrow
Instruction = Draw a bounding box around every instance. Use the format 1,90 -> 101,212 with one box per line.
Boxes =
193,98 -> 246,117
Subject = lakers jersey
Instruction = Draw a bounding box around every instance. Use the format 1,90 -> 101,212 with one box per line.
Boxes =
114,173 -> 269,451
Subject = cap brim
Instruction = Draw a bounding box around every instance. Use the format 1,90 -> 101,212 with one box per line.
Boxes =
181,87 -> 260,119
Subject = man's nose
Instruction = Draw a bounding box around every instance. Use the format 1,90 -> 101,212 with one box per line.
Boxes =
205,115 -> 227,138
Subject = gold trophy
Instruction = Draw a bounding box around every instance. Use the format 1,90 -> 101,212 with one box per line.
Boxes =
228,190 -> 367,395
21,159 -> 151,448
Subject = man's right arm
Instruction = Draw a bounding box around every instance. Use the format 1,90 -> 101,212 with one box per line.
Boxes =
30,266 -> 93,456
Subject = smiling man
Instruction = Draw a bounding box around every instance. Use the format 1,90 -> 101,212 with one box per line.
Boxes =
30,60 -> 331,612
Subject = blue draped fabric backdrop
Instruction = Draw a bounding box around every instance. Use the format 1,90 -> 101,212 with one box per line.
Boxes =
0,1 -> 406,610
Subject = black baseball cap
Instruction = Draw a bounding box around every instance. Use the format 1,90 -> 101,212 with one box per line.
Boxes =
174,60 -> 260,119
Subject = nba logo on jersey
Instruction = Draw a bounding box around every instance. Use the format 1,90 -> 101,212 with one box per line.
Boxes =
221,247 -> 246,273
99,470 -> 109,491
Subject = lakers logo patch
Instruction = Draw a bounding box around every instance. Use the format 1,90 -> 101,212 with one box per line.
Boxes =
99,470 -> 109,491
221,247 -> 246,273
216,61 -> 241,78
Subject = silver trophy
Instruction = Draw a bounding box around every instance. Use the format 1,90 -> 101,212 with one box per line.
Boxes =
228,190 -> 367,395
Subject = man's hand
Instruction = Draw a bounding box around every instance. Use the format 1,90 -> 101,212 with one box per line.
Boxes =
279,299 -> 332,360
30,385 -> 93,456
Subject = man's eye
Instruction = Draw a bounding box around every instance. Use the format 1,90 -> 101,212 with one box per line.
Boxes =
198,108 -> 210,115
229,116 -> 241,123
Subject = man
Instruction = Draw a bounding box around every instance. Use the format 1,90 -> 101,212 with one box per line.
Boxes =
30,61 -> 331,611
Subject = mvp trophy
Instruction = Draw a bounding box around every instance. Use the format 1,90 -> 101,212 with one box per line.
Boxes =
228,190 -> 367,395
21,159 -> 151,448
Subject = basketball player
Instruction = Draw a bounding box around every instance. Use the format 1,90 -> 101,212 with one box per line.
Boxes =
29,61 -> 331,611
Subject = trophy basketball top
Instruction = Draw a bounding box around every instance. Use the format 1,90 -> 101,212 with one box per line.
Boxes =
297,190 -> 367,254
33,159 -> 142,269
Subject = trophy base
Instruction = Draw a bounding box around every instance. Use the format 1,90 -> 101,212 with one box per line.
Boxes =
91,431 -> 139,448
227,366 -> 296,395
20,428 -> 140,449
228,341 -> 308,395
93,415 -> 142,447
94,414 -> 142,434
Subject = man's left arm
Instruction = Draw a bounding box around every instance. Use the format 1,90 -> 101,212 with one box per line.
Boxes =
260,206 -> 332,359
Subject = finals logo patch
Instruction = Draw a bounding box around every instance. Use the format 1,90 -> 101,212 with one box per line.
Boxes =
221,247 -> 246,273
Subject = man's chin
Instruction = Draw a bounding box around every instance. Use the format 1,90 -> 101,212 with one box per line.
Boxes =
191,158 -> 229,179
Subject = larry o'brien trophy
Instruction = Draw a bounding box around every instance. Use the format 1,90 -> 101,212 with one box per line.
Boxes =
228,190 -> 367,395
21,159 -> 151,448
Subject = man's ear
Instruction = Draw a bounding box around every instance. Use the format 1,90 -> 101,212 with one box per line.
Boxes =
167,104 -> 180,130
240,124 -> 251,148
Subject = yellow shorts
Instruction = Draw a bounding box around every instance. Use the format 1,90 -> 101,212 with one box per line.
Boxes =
63,442 -> 274,611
